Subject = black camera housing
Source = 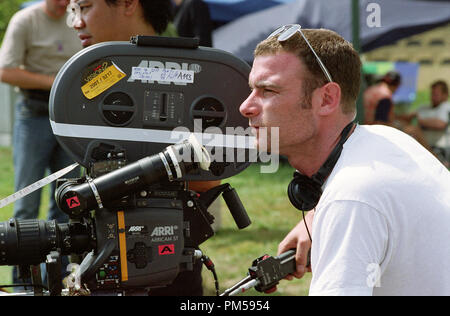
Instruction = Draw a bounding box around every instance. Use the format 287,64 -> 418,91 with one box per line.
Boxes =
47,36 -> 252,294
1,37 -> 254,295
50,36 -> 253,180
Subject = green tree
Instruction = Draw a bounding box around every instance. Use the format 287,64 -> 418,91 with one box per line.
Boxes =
0,0 -> 32,43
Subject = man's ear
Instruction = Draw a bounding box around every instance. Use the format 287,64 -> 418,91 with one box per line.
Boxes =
314,82 -> 341,116
123,0 -> 139,16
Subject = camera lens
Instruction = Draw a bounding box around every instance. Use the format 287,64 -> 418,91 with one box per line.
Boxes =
0,218 -> 65,266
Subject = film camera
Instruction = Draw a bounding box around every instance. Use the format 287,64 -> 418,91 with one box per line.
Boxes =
0,36 -> 254,295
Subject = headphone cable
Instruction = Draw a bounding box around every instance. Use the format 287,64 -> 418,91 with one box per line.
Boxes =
302,209 -> 313,242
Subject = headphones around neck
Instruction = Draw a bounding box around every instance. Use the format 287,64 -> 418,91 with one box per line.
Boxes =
287,122 -> 355,211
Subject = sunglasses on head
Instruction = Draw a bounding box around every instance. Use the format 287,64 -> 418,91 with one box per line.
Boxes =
268,24 -> 333,83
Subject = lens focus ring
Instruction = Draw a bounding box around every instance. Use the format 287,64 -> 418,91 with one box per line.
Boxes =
16,219 -> 42,263
0,219 -> 56,265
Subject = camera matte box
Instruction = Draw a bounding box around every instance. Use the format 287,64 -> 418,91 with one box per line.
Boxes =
50,37 -> 253,181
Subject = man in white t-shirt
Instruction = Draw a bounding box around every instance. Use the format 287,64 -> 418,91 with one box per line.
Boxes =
239,25 -> 450,296
417,80 -> 450,150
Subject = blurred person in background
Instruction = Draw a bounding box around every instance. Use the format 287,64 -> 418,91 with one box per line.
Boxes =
396,80 -> 450,162
364,71 -> 431,150
415,80 -> 450,151
0,0 -> 82,289
363,71 -> 401,126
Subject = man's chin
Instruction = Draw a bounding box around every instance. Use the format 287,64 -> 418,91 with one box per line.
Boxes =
254,133 -> 280,153
81,38 -> 93,48
254,140 -> 276,154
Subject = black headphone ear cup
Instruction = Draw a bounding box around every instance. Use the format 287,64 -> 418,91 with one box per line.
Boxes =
286,122 -> 354,212
287,173 -> 323,211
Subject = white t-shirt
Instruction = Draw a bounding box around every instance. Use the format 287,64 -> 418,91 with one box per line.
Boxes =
417,101 -> 450,123
417,101 -> 450,147
309,125 -> 450,296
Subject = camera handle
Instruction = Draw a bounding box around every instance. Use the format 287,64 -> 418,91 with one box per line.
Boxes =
220,250 -> 297,296
198,183 -> 251,230
130,35 -> 199,49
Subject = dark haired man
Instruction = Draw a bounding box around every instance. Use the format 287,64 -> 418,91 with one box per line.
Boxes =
69,0 -> 215,295
69,0 -> 172,47
240,25 -> 450,295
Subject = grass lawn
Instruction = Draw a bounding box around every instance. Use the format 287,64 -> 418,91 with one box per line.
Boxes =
0,147 -> 15,288
0,146 -> 311,296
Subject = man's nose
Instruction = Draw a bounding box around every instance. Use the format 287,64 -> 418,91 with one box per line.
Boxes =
73,17 -> 84,29
239,92 -> 260,119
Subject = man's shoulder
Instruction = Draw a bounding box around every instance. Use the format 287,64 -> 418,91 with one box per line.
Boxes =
440,101 -> 450,110
9,3 -> 42,25
332,124 -> 428,185
364,84 -> 392,102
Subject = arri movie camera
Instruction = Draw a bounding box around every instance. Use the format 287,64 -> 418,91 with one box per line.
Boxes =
0,36 -> 254,296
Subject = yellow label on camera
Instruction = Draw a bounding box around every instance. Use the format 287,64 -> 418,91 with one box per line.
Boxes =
81,62 -> 126,100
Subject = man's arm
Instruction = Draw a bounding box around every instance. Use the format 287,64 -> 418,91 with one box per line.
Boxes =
0,68 -> 54,90
418,117 -> 447,131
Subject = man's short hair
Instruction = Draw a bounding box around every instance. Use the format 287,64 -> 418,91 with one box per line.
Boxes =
254,29 -> 361,114
431,80 -> 449,95
105,0 -> 172,34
